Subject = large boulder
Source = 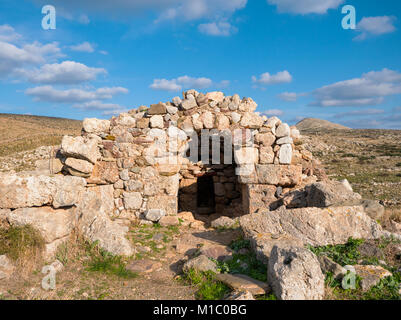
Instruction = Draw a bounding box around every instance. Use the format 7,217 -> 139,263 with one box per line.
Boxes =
305,180 -> 362,207
5,207 -> 74,243
61,136 -> 101,164
268,245 -> 325,300
282,179 -> 363,209
0,174 -> 86,209
76,185 -> 135,256
5,207 -> 75,260
240,206 -> 385,262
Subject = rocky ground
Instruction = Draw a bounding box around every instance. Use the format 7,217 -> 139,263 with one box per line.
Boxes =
0,216 -> 242,300
1,127 -> 401,300
300,129 -> 401,220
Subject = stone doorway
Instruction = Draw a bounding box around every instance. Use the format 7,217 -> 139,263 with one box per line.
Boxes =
178,130 -> 244,217
196,175 -> 216,214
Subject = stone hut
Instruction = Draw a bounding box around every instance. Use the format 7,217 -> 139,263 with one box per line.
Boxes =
0,90 -> 319,257
62,90 -> 310,222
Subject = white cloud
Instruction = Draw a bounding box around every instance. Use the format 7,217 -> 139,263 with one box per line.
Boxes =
150,79 -> 182,91
69,42 -> 95,53
19,61 -> 106,84
354,16 -> 397,41
0,40 -> 63,76
23,41 -> 64,59
263,109 -> 284,116
156,0 -> 247,22
310,68 -> 401,107
0,24 -> 22,42
333,108 -> 385,119
267,0 -> 343,14
25,86 -> 128,103
279,92 -> 297,102
150,75 -> 213,91
252,71 -> 292,86
198,21 -> 238,36
177,76 -> 213,88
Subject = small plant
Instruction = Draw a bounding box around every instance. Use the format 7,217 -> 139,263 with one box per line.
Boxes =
55,243 -> 69,265
183,269 -> 230,300
85,241 -> 137,279
229,237 -> 251,252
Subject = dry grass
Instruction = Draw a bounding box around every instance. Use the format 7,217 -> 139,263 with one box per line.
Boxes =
0,225 -> 45,275
0,113 -> 81,157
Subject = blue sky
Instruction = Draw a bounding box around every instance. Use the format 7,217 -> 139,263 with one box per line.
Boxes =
0,0 -> 401,129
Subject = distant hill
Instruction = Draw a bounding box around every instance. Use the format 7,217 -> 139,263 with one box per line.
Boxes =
296,118 -> 350,132
0,113 -> 82,157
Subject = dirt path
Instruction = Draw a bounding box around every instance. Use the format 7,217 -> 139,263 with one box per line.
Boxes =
0,223 -> 241,300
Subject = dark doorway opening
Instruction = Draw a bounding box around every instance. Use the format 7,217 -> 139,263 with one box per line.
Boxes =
196,175 -> 216,214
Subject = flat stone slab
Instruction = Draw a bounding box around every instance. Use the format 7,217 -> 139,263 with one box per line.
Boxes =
126,259 -> 162,274
215,273 -> 270,295
354,265 -> 392,291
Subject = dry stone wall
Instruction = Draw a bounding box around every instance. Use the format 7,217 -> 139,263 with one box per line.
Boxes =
0,90 -> 316,257
62,90 -> 311,222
